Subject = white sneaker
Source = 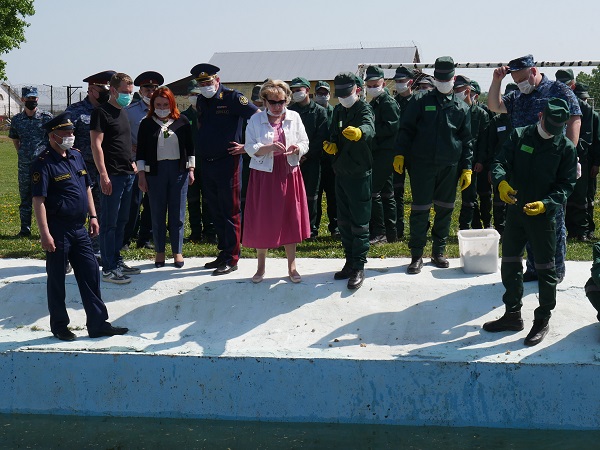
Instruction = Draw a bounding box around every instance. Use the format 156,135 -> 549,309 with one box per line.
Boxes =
102,268 -> 131,284
118,261 -> 141,275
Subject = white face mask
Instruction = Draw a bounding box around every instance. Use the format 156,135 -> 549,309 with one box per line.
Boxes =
537,121 -> 554,139
434,79 -> 454,95
292,91 -> 307,103
155,108 -> 171,119
142,96 -> 151,105
314,94 -> 330,105
188,95 -> 197,106
455,90 -> 468,102
517,70 -> 535,94
267,106 -> 286,117
339,93 -> 358,108
395,81 -> 410,93
200,85 -> 217,98
366,85 -> 384,98
54,134 -> 75,150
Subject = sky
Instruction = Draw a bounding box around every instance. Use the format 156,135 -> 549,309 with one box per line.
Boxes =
3,0 -> 600,108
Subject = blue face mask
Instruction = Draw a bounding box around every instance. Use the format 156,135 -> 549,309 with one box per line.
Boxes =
116,92 -> 133,107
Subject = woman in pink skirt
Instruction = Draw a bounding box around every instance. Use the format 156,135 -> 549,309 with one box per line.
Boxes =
243,79 -> 310,283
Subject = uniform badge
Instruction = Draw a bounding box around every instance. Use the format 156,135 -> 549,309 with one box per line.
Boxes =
239,95 -> 249,106
32,172 -> 41,184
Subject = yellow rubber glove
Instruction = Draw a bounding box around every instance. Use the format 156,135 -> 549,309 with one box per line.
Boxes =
498,180 -> 517,204
459,169 -> 472,191
523,201 -> 546,216
323,141 -> 338,155
342,126 -> 362,141
393,155 -> 405,174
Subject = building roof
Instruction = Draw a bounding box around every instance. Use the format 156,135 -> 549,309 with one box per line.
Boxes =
167,46 -> 420,95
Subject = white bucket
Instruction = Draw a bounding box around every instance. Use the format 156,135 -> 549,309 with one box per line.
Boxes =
457,229 -> 500,274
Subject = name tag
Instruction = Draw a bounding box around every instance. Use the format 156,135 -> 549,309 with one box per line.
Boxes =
425,105 -> 436,111
54,173 -> 71,181
497,126 -> 506,132
520,145 -> 534,154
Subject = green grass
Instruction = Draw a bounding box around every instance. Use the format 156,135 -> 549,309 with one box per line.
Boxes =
0,137 -> 595,261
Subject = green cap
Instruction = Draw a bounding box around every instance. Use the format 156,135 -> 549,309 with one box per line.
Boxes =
504,82 -> 519,95
394,66 -> 415,80
334,72 -> 357,97
434,56 -> 455,81
187,79 -> 201,94
542,97 -> 570,135
315,80 -> 330,92
289,77 -> 310,89
453,75 -> 471,89
355,74 -> 364,88
365,65 -> 384,81
470,80 -> 481,95
555,68 -> 574,84
574,82 -> 590,100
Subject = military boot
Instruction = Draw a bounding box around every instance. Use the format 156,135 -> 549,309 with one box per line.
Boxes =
524,318 -> 549,346
483,311 -> 524,332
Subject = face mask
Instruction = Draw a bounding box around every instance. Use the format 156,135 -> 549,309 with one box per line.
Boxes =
517,70 -> 535,94
470,94 -> 477,103
455,90 -> 468,102
200,85 -> 217,98
338,93 -> 358,108
142,96 -> 151,105
395,82 -> 410,93
314,94 -> 330,106
116,92 -> 133,107
267,106 -> 285,117
433,80 -> 454,95
54,134 -> 75,150
537,121 -> 554,139
155,109 -> 171,119
97,90 -> 110,104
366,86 -> 384,98
188,95 -> 197,106
292,91 -> 307,103
24,100 -> 37,110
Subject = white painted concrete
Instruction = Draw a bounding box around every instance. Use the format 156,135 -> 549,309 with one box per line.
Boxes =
1,257 -> 599,429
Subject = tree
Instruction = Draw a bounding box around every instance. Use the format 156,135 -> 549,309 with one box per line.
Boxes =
0,0 -> 35,80
576,66 -> 600,111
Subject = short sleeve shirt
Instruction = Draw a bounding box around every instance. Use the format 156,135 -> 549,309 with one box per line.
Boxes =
90,102 -> 134,175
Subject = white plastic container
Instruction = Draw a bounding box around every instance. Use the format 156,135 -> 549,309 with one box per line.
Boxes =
457,229 -> 500,274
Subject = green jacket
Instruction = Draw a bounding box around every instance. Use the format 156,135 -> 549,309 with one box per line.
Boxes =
181,106 -> 199,150
486,113 -> 513,167
469,103 -> 490,166
492,124 -> 577,215
394,92 -> 414,118
590,111 -> 600,167
323,103 -> 334,127
329,99 -> 375,177
396,89 -> 473,169
289,100 -> 329,161
370,89 -> 400,153
577,98 -> 594,160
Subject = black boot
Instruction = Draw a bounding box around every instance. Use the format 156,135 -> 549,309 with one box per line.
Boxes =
524,319 -> 549,346
431,254 -> 449,268
407,256 -> 423,274
334,263 -> 353,280
347,269 -> 364,290
483,311 -> 524,332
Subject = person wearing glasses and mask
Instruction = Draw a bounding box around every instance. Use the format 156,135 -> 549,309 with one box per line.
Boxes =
66,70 -> 116,257
243,79 -> 310,284
323,73 -> 375,290
189,63 -> 259,276
136,87 -> 195,268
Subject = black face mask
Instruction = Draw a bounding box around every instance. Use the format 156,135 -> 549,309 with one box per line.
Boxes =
24,100 -> 37,110
97,90 -> 110,104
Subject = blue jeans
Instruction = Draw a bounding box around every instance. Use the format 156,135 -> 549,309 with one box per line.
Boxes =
99,174 -> 135,271
146,161 -> 189,254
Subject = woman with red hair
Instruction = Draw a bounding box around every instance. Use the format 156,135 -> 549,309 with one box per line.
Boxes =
136,87 -> 195,268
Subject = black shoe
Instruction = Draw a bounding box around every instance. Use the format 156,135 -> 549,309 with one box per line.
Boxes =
16,230 -> 31,238
347,269 -> 364,290
334,263 -> 353,280
204,258 -> 225,269
407,257 -> 423,274
523,271 -> 538,282
203,235 -> 218,244
212,264 -> 238,276
483,311 -> 524,332
53,329 -> 76,341
587,232 -> 596,241
136,240 -> 154,250
184,234 -> 202,243
386,234 -> 398,244
369,234 -> 386,245
174,260 -> 184,268
431,254 -> 449,268
524,319 -> 549,346
88,324 -> 129,338
155,260 -> 165,268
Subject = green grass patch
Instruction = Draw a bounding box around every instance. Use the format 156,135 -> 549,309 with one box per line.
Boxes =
0,138 -> 595,261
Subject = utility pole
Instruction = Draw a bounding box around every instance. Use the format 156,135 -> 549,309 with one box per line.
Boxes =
64,85 -> 82,107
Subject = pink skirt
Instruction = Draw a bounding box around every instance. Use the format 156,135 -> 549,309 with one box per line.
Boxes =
242,154 -> 310,249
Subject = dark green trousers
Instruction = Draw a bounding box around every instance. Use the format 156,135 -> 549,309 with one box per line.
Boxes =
566,159 -> 589,238
501,206 -> 557,320
336,173 -> 371,270
408,164 -> 458,258
459,172 -> 478,230
300,157 -> 321,237
187,162 -> 215,238
370,149 -> 397,239
393,170 -> 406,238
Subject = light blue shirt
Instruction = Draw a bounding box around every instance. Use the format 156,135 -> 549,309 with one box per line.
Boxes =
124,99 -> 149,146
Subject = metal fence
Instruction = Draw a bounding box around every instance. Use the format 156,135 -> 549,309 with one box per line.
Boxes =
1,83 -> 86,117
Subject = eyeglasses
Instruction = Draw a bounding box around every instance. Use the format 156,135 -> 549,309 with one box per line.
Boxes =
266,99 -> 286,105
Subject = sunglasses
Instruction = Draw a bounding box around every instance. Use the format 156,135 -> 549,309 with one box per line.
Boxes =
266,99 -> 286,105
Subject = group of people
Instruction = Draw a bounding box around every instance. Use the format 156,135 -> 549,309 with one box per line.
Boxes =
9,54 -> 600,345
